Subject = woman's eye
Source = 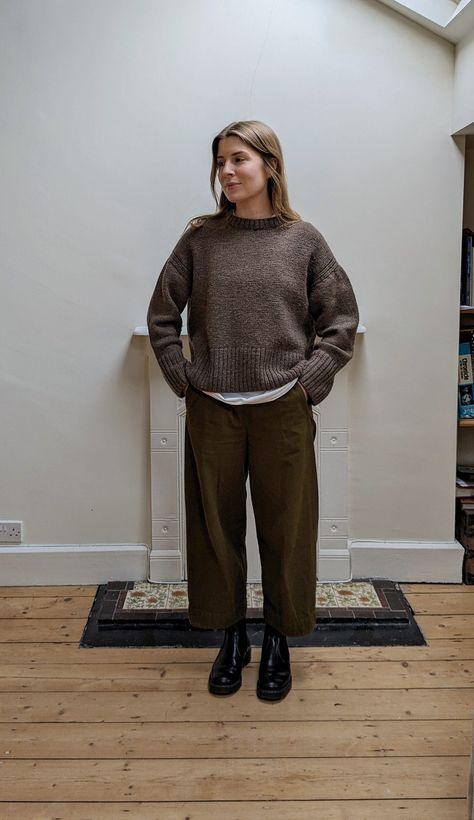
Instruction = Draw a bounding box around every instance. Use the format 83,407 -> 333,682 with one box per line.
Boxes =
217,157 -> 245,167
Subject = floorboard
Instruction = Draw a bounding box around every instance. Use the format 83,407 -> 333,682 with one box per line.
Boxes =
0,583 -> 471,819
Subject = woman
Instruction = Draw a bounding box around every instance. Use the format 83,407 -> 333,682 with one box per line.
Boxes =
147,120 -> 359,702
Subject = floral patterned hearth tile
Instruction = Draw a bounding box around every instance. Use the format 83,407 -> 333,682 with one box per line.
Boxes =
331,581 -> 382,609
122,580 -> 384,611
124,583 -> 167,610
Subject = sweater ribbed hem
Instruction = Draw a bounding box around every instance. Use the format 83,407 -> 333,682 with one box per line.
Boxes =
298,349 -> 343,405
185,347 -> 306,392
156,345 -> 346,406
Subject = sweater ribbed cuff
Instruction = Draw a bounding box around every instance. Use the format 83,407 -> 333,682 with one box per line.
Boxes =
298,349 -> 341,406
156,350 -> 189,398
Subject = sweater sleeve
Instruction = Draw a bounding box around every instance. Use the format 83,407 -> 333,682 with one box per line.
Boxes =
146,232 -> 193,398
298,233 -> 359,406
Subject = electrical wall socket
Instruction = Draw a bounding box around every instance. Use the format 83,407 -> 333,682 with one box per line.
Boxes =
0,521 -> 22,543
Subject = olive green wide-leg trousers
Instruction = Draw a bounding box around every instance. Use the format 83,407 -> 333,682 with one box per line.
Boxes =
184,381 -> 318,637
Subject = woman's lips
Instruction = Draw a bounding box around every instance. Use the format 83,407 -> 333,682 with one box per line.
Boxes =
227,183 -> 240,189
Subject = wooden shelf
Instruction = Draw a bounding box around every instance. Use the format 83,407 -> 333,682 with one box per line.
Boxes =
459,419 -> 474,426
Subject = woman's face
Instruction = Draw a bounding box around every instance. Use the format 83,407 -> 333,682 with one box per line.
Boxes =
217,136 -> 272,212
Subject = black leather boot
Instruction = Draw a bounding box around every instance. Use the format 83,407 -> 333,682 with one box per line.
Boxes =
208,618 -> 251,696
256,623 -> 292,701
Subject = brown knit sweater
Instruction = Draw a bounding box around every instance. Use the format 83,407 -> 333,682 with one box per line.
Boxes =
147,212 -> 359,406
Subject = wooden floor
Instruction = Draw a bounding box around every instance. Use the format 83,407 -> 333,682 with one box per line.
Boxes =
0,584 -> 472,819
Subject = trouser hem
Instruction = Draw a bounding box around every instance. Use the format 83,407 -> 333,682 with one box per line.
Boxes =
188,608 -> 247,630
189,607 -> 316,636
264,608 -> 316,637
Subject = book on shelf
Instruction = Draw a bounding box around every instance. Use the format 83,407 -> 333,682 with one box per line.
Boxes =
456,495 -> 474,543
460,228 -> 474,307
456,487 -> 474,497
458,330 -> 474,418
456,469 -> 474,499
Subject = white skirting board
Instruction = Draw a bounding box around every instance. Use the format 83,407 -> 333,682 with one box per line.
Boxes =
0,540 -> 465,585
0,544 -> 149,585
350,540 -> 465,583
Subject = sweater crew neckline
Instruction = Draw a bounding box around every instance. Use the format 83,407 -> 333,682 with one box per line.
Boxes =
229,213 -> 282,230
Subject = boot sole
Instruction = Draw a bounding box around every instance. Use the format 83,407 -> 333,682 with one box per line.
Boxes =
256,676 -> 292,702
208,646 -> 252,696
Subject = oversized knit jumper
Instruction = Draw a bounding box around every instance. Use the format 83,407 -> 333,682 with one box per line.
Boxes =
147,212 -> 359,407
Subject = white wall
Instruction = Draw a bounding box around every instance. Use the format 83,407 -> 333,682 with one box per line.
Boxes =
0,0 -> 464,553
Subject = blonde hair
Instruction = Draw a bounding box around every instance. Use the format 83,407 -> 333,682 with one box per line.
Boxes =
184,120 -> 301,231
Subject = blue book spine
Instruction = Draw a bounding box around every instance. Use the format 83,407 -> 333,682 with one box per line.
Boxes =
459,333 -> 474,418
